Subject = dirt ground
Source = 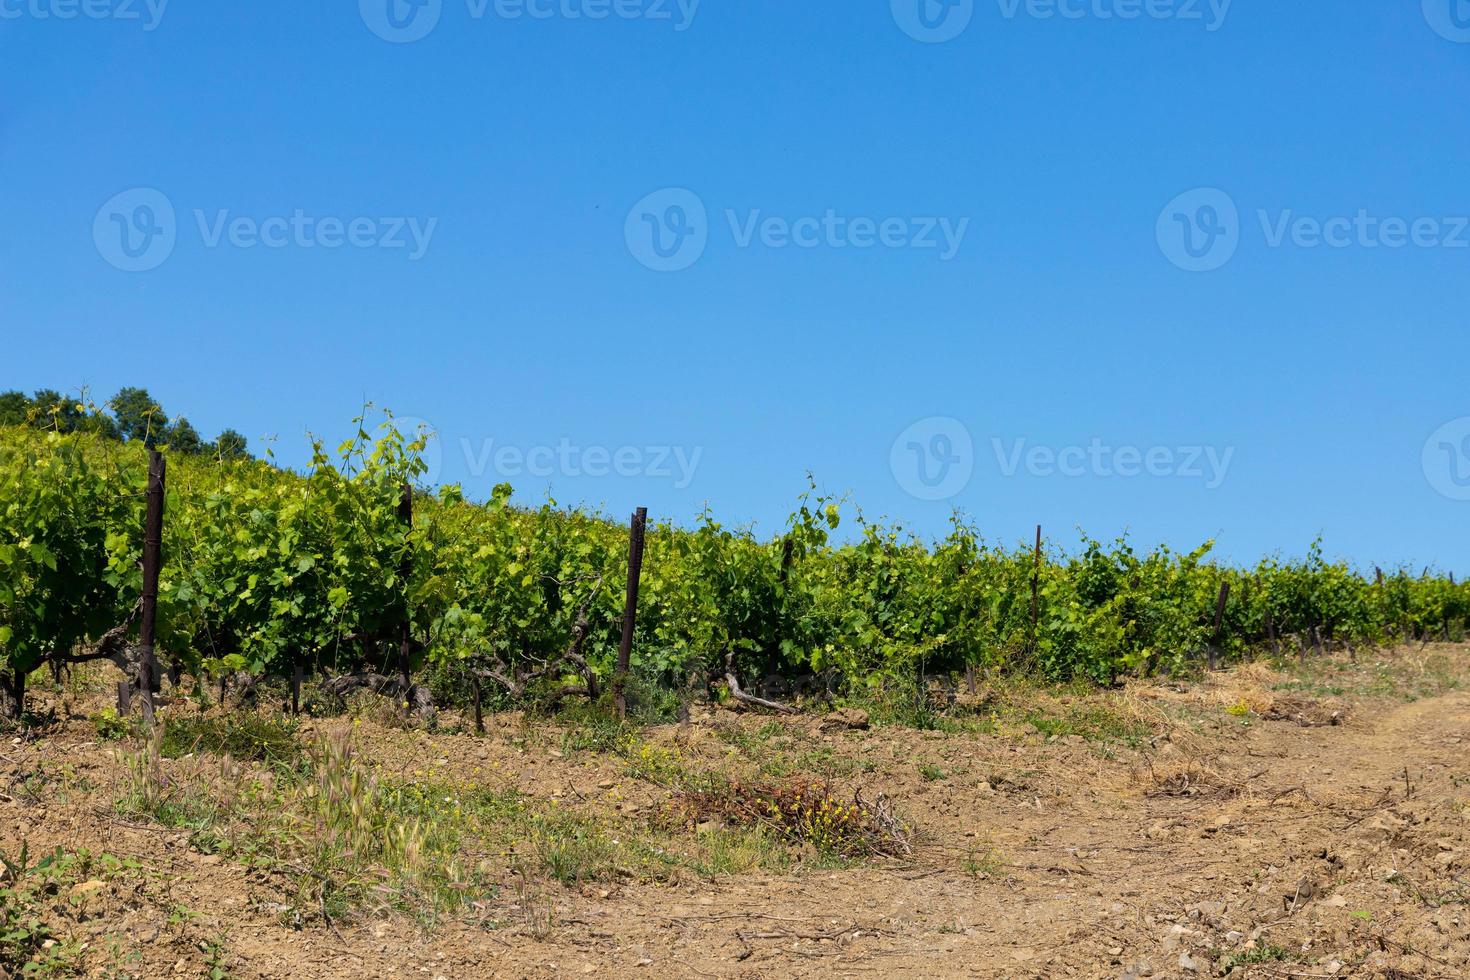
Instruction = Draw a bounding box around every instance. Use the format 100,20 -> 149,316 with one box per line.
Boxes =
3,645 -> 1469,979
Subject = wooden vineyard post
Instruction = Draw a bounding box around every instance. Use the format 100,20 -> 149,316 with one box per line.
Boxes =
1028,525 -> 1042,657
1208,582 -> 1230,671
1445,571 -> 1455,642
1240,578 -> 1253,662
613,507 -> 649,720
116,681 -> 131,715
397,483 -> 414,717
471,672 -> 484,735
137,451 -> 165,724
291,662 -> 303,715
1257,574 -> 1278,659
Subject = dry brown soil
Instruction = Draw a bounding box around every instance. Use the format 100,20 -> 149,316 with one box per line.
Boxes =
3,646 -> 1469,979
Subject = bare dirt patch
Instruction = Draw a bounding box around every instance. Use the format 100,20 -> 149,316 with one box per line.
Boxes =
2,645 -> 1469,978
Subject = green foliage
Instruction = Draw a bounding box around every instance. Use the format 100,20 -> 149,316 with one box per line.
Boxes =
1218,943 -> 1294,970
163,417 -> 205,455
212,429 -> 249,461
108,387 -> 168,446
157,714 -> 301,767
0,843 -> 66,974
2,386 -> 248,459
0,844 -> 138,976
91,708 -> 131,741
0,430 -> 139,709
0,415 -> 1465,708
0,392 -> 28,428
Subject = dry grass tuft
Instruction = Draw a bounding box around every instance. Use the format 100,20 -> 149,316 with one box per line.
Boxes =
1259,694 -> 1346,727
666,777 -> 911,858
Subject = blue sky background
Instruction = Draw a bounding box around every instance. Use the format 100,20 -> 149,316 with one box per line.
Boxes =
2,1 -> 1468,573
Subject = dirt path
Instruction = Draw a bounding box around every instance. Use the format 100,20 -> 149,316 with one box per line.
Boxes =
2,653 -> 1467,978
471,685 -> 1468,979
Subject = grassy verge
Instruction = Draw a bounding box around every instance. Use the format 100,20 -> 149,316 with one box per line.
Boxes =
112,716 -> 815,931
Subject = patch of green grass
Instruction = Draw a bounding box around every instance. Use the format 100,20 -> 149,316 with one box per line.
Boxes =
530,819 -> 635,887
961,843 -> 1002,877
121,697 -> 916,936
1270,651 -> 1468,705
1217,943 -> 1294,971
90,708 -> 132,741
1021,704 -> 1148,746
115,723 -> 811,930
1271,679 -> 1347,698
558,710 -> 638,755
619,738 -> 688,785
114,728 -> 241,854
714,720 -> 788,753
838,691 -> 963,733
158,713 -> 301,768
793,746 -> 875,779
917,763 -> 947,782
681,826 -> 794,876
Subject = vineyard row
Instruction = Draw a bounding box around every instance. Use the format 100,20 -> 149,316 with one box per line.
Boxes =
1,418 -> 1465,721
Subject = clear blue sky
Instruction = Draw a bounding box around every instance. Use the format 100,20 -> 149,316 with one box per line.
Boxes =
3,1 -> 1468,574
